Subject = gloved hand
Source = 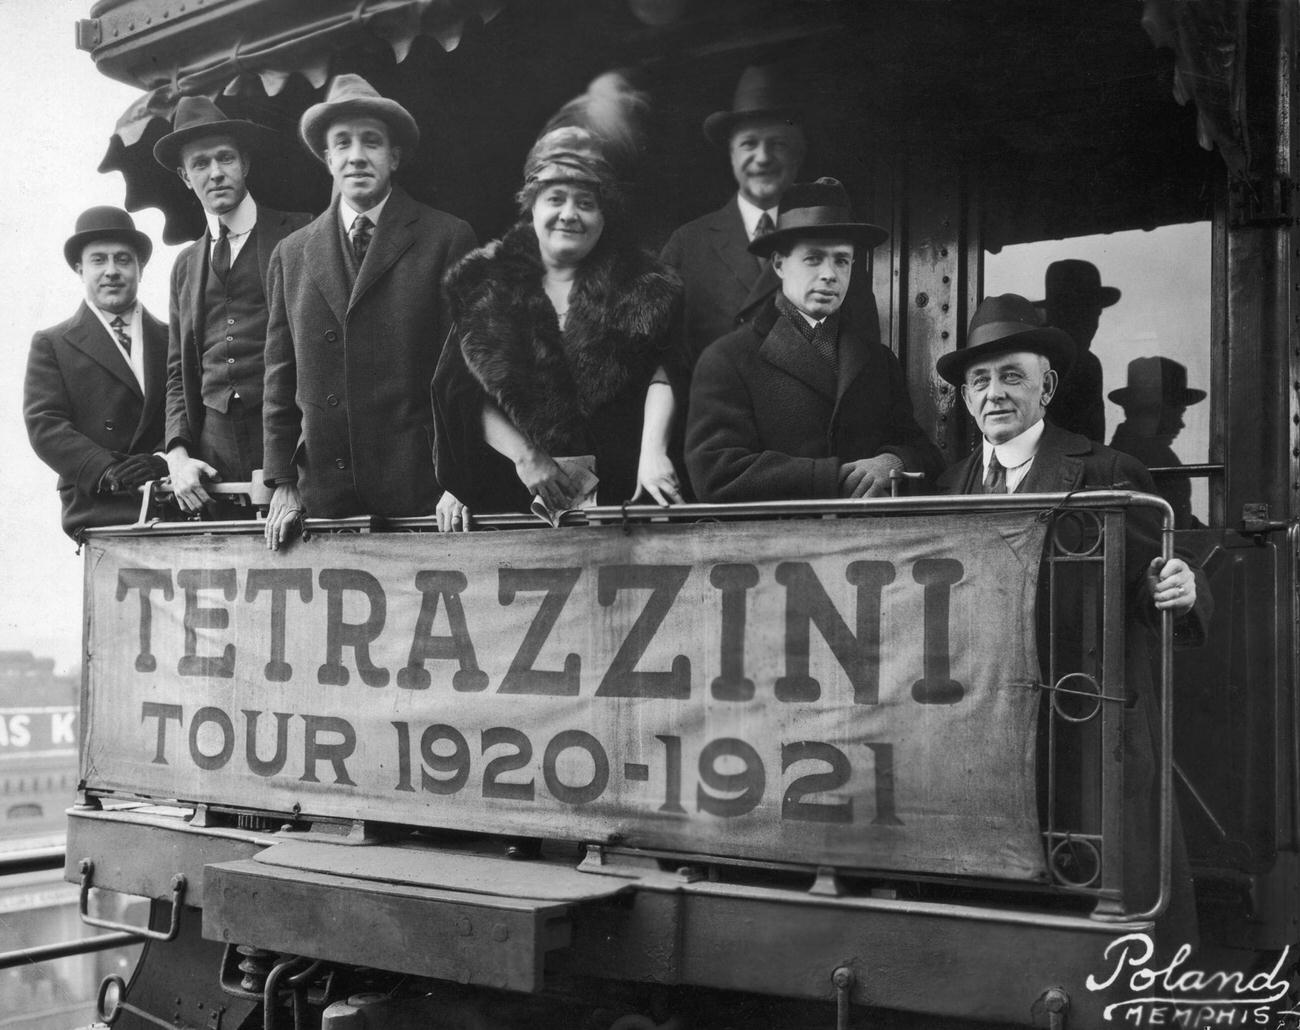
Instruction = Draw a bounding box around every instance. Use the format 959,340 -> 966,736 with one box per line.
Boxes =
101,453 -> 169,493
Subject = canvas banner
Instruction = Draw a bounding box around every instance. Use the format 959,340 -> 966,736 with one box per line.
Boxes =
83,513 -> 1048,879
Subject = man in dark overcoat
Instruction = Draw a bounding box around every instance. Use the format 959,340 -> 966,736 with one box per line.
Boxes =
660,64 -> 880,369
155,97 -> 311,512
686,178 -> 942,502
936,292 -> 1211,949
261,75 -> 477,548
24,207 -> 168,541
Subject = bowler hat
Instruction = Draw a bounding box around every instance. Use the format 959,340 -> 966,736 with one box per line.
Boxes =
747,177 -> 888,257
299,74 -> 420,161
1107,356 -> 1205,408
153,96 -> 275,170
937,293 -> 1075,385
1034,259 -> 1121,309
63,207 -> 152,269
703,64 -> 803,148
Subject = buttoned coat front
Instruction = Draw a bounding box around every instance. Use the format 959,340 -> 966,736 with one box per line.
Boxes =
262,187 -> 477,517
166,205 -> 310,453
686,300 -> 943,501
24,302 -> 167,539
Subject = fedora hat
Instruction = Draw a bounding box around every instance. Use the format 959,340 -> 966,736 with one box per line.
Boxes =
747,177 -> 887,257
1034,259 -> 1121,309
937,293 -> 1075,385
63,206 -> 152,269
153,96 -> 275,170
299,74 -> 420,161
703,64 -> 803,148
1108,356 -> 1206,408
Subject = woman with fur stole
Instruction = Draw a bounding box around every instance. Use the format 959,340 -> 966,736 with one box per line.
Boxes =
432,111 -> 683,527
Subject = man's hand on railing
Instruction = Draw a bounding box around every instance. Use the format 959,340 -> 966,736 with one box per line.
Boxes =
1147,556 -> 1197,613
165,446 -> 218,513
265,482 -> 305,552
100,453 -> 168,493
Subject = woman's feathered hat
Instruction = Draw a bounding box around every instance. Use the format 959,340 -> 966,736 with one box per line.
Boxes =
521,72 -> 650,193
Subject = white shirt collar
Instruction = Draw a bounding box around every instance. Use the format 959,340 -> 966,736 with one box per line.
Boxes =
981,417 -> 1046,492
340,192 -> 391,233
736,193 -> 778,241
206,192 -> 257,239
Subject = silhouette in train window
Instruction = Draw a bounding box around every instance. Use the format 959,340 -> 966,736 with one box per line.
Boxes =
1036,259 -> 1118,442
1107,358 -> 1206,529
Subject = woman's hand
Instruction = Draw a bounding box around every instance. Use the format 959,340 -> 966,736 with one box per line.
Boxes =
515,447 -> 574,510
631,449 -> 683,506
436,491 -> 470,533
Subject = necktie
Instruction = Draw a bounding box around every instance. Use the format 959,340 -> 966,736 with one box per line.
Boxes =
753,211 -> 775,272
350,215 -> 373,264
109,316 -> 131,355
212,222 -> 231,281
983,452 -> 1008,494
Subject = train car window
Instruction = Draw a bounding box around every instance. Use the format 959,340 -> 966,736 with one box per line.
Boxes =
985,222 -> 1213,529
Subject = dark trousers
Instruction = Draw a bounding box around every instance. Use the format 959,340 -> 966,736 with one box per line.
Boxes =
197,396 -> 262,481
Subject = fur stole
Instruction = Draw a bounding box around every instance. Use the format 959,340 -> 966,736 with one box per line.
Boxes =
444,222 -> 680,454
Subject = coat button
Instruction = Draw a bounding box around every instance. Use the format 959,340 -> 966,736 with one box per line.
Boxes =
326,394 -> 339,407
227,318 -> 235,325
334,458 -> 347,470
103,419 -> 115,431
227,357 -> 235,364
325,330 -> 338,342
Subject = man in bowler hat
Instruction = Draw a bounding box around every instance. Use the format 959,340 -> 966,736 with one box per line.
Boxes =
155,97 -> 311,514
1037,259 -> 1121,442
936,293 -> 1210,948
661,65 -> 881,369
24,208 -> 168,541
686,178 -> 942,501
261,74 -> 477,548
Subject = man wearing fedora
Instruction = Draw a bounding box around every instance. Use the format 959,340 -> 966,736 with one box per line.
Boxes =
261,74 -> 477,549
661,65 -> 883,370
686,178 -> 941,502
936,293 -> 1209,948
1037,259 -> 1121,442
24,207 -> 168,541
1109,356 -> 1207,528
155,97 -> 311,514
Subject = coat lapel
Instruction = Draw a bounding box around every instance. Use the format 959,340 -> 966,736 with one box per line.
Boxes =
254,205 -> 279,287
759,310 -> 837,399
65,303 -> 140,395
133,312 -> 167,446
708,202 -> 762,296
303,200 -> 351,325
1017,421 -> 1088,493
184,236 -> 207,357
351,187 -> 417,312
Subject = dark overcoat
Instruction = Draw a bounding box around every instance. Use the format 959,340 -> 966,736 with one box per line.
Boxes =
166,205 -> 311,453
24,302 -> 167,539
432,224 -> 682,513
938,421 -> 1210,947
685,299 -> 943,502
262,187 -> 477,517
660,198 -> 883,367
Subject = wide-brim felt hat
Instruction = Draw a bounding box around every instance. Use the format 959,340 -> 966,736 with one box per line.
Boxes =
64,206 -> 152,269
1107,356 -> 1206,407
748,177 -> 887,257
703,64 -> 803,148
1034,259 -> 1121,309
153,96 -> 276,169
937,292 -> 1076,385
299,74 -> 420,160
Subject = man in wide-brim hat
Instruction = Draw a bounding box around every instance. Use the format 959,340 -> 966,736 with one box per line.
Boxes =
686,177 -> 942,502
936,292 -> 1209,948
153,96 -> 310,516
25,207 -> 169,540
261,74 -> 477,549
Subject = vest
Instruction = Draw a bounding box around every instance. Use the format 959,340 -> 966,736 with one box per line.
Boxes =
201,230 -> 268,412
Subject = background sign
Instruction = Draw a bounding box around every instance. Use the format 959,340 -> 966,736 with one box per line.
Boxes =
83,515 -> 1048,879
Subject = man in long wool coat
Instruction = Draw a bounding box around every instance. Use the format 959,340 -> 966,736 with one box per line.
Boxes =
261,74 -> 477,548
